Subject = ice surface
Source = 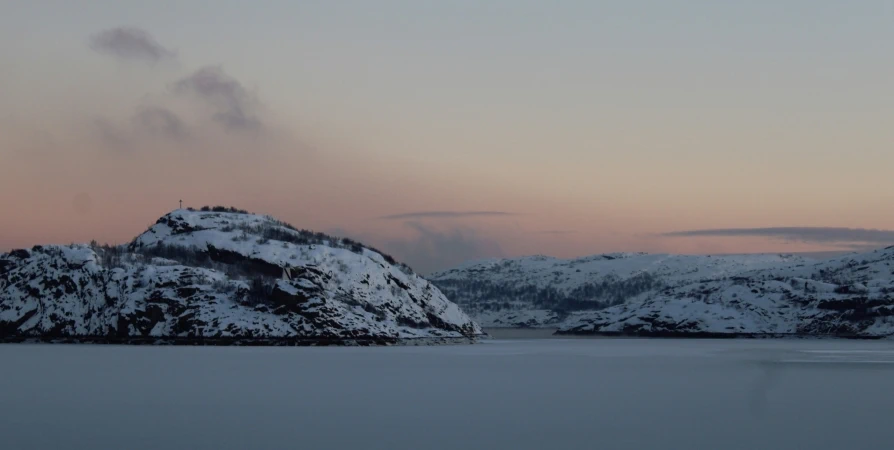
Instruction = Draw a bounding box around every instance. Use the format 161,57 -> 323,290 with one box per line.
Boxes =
2,338 -> 893,450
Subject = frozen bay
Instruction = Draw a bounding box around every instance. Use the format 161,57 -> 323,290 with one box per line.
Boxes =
2,337 -> 893,450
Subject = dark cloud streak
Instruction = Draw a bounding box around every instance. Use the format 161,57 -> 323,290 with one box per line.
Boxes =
89,27 -> 175,63
537,230 -> 576,235
664,227 -> 894,246
380,211 -> 516,220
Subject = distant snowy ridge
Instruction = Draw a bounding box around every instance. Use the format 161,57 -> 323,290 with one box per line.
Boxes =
429,252 -> 807,328
559,247 -> 894,338
0,208 -> 481,345
431,248 -> 894,338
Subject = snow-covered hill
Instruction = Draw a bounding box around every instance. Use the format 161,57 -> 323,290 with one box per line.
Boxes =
430,247 -> 894,338
429,252 -> 807,328
0,208 -> 481,345
559,247 -> 894,338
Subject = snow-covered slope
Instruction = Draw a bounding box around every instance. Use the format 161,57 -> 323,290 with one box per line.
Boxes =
429,253 -> 807,328
0,209 -> 481,345
559,247 -> 894,338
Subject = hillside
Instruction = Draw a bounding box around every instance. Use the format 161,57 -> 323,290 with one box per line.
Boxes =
559,247 -> 894,338
429,252 -> 807,328
0,208 -> 481,345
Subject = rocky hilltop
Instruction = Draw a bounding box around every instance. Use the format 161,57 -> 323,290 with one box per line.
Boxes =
0,208 -> 481,345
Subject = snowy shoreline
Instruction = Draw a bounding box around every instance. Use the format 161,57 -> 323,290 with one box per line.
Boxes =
554,330 -> 890,340
0,335 -> 485,346
484,326 -> 890,340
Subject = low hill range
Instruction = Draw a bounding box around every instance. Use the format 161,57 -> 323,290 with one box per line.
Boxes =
430,249 -> 894,338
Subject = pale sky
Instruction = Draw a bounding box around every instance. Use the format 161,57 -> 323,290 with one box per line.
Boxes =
2,0 -> 893,273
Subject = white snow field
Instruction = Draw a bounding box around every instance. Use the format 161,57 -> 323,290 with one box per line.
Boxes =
2,338 -> 893,450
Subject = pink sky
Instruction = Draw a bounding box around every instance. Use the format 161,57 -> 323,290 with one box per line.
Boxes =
2,2 -> 894,273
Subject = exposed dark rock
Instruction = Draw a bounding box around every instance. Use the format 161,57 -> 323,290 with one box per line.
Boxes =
205,244 -> 283,278
9,249 -> 30,259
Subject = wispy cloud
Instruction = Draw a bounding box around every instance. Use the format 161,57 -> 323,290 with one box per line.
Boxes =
323,223 -> 506,274
93,106 -> 190,152
384,222 -> 504,274
537,230 -> 576,235
132,106 -> 189,140
89,27 -> 175,64
172,66 -> 261,133
380,211 -> 516,220
92,118 -> 131,151
664,227 -> 894,248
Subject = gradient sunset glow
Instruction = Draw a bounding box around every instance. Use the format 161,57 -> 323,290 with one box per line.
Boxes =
2,1 -> 893,273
